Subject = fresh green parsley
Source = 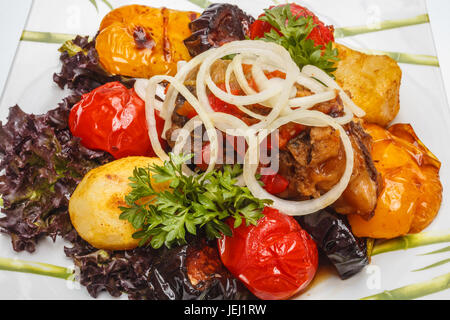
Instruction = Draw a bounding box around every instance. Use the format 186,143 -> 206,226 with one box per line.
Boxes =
256,4 -> 339,77
119,153 -> 272,249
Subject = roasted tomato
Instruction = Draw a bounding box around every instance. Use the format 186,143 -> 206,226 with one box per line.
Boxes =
218,207 -> 318,300
96,5 -> 198,78
176,83 -> 249,120
347,123 -> 442,238
260,173 -> 289,195
249,3 -> 334,47
69,81 -> 166,159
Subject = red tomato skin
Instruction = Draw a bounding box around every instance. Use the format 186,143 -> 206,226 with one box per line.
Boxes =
250,3 -> 335,47
218,207 -> 318,300
176,84 -> 246,120
69,82 -> 166,159
260,173 -> 289,194
208,84 -> 247,118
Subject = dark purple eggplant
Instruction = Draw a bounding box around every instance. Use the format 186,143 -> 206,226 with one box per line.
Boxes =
296,208 -> 369,280
183,3 -> 254,57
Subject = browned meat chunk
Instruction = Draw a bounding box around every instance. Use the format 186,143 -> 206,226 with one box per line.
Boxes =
333,122 -> 382,217
278,121 -> 381,218
280,127 -> 345,199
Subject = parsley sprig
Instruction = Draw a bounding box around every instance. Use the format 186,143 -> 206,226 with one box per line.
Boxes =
119,153 -> 272,249
256,4 -> 339,76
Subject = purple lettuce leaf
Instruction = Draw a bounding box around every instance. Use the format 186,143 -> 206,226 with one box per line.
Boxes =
0,96 -> 113,252
53,35 -> 135,96
64,230 -> 253,300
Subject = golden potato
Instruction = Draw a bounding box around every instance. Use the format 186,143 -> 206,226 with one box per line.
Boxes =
334,43 -> 402,127
69,156 -> 170,250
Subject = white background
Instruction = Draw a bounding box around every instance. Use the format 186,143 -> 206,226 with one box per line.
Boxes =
427,0 -> 450,104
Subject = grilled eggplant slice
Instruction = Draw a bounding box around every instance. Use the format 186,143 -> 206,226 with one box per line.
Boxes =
296,208 -> 369,279
184,3 -> 254,57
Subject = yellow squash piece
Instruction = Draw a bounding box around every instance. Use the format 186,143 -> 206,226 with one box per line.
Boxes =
334,44 -> 402,127
69,156 -> 170,250
96,5 -> 199,78
348,123 -> 442,239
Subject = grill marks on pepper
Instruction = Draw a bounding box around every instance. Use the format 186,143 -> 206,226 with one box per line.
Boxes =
133,26 -> 155,50
162,7 -> 171,62
131,6 -> 171,60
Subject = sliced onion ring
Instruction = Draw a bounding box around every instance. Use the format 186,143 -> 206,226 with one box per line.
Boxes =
302,65 -> 366,117
145,75 -> 219,174
243,109 -> 354,216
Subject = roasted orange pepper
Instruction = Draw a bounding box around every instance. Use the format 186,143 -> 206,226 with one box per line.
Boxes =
348,123 -> 442,239
95,5 -> 198,78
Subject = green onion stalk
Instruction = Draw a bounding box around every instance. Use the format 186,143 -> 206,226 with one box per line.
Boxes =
334,14 -> 429,38
0,257 -> 74,280
371,229 -> 450,256
358,49 -> 439,66
419,245 -> 450,256
361,272 -> 450,300
413,258 -> 450,272
20,30 -> 79,44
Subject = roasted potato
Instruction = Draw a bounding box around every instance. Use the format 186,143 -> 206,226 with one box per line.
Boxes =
69,156 -> 170,250
334,43 -> 402,127
96,5 -> 199,78
347,123 -> 442,239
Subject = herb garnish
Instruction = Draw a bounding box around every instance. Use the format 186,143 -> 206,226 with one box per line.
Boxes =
119,153 -> 272,249
58,40 -> 88,57
256,4 -> 339,76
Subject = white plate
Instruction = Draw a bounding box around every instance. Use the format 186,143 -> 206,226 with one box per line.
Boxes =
0,0 -> 449,300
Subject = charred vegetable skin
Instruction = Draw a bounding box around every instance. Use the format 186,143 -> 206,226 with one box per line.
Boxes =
65,232 -> 252,300
184,3 -> 254,57
96,5 -> 198,78
0,97 -> 112,252
296,208 -> 368,280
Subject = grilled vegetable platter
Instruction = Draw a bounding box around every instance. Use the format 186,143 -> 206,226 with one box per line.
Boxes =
0,1 -> 448,300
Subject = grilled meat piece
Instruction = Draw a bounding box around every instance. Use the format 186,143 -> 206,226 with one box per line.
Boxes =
333,121 -> 382,218
278,121 -> 381,218
163,60 -> 380,218
282,127 -> 345,198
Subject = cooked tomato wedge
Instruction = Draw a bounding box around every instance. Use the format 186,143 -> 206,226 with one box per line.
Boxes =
218,207 -> 318,300
69,81 -> 166,159
260,172 -> 289,195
